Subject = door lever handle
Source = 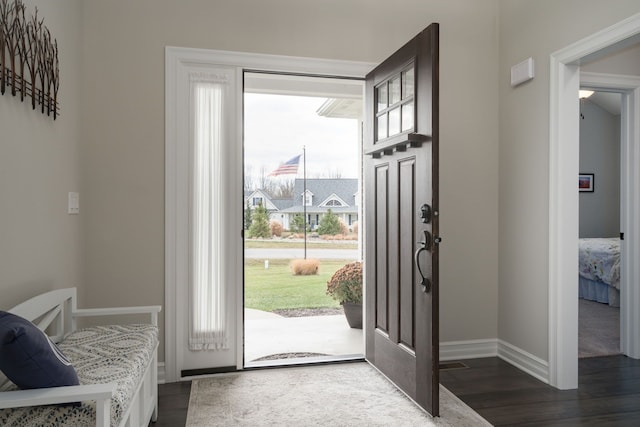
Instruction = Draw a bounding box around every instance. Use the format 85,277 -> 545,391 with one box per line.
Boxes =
418,230 -> 432,249
414,245 -> 431,293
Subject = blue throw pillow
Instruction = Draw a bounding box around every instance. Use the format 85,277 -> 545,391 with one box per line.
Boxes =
0,311 -> 79,389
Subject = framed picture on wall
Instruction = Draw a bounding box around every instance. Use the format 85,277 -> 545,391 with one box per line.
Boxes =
579,173 -> 594,192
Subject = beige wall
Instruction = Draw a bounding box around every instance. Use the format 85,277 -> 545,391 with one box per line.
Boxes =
79,0 -> 501,363
498,0 -> 640,360
4,0 -> 640,373
0,0 -> 83,309
582,43 -> 640,74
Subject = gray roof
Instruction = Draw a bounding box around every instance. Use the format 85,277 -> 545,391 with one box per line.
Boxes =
245,179 -> 358,214
292,178 -> 357,206
271,198 -> 294,210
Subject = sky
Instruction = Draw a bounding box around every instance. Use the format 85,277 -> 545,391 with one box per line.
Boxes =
243,93 -> 359,183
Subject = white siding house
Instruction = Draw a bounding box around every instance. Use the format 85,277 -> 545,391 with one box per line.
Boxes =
244,179 -> 358,232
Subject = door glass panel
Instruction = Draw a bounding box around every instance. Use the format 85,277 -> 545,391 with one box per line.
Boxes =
401,102 -> 414,132
375,65 -> 416,141
389,107 -> 400,136
377,83 -> 388,112
378,114 -> 388,140
402,67 -> 414,100
389,77 -> 401,105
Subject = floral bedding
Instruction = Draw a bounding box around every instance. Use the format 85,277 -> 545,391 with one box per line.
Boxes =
0,324 -> 158,427
578,238 -> 621,290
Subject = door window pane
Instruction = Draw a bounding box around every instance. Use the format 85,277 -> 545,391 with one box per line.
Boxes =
377,114 -> 387,140
377,83 -> 388,113
402,68 -> 414,100
389,108 -> 400,136
389,77 -> 401,105
402,102 -> 414,132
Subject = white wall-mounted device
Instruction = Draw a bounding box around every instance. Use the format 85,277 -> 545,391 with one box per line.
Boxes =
511,57 -> 535,87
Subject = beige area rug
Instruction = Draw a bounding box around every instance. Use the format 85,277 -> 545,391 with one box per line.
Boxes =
186,362 -> 492,426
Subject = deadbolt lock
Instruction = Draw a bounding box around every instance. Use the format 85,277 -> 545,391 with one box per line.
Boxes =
420,204 -> 432,224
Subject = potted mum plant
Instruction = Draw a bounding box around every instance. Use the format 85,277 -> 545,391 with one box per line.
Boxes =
326,261 -> 363,329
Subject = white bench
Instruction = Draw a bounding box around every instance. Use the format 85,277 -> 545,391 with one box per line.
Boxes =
0,288 -> 161,427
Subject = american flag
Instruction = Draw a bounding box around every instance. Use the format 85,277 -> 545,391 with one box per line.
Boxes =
269,154 -> 301,176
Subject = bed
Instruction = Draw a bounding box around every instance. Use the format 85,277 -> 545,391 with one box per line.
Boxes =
579,238 -> 620,307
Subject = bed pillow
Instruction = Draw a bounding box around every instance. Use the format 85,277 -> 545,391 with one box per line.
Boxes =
0,311 -> 79,389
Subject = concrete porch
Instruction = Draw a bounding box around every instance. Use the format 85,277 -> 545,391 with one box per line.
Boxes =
244,308 -> 364,366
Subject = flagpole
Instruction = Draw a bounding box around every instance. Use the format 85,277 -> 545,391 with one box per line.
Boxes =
303,146 -> 307,260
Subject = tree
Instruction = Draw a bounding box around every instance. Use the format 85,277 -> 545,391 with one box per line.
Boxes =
247,203 -> 270,238
290,213 -> 308,233
244,199 -> 253,230
270,179 -> 295,198
317,209 -> 341,235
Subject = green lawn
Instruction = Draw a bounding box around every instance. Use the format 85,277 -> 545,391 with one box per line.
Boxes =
244,259 -> 352,312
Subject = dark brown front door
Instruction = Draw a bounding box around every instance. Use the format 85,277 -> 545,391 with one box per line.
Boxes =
364,23 -> 440,416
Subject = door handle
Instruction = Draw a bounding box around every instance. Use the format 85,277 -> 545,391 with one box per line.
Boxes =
415,230 -> 431,293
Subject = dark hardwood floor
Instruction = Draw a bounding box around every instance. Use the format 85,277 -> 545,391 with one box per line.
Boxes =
151,355 -> 640,426
150,380 -> 191,427
440,355 -> 640,426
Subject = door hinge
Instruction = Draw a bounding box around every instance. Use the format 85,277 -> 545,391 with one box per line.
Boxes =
620,232 -> 624,241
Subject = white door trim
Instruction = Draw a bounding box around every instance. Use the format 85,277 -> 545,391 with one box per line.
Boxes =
549,12 -> 640,390
165,46 -> 374,382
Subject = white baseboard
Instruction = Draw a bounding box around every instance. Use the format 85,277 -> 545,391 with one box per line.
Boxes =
440,339 -> 498,361
497,339 -> 549,384
160,341 -> 549,385
440,338 -> 550,385
158,362 -> 166,384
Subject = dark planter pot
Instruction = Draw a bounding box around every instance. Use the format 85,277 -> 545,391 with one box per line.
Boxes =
342,302 -> 363,329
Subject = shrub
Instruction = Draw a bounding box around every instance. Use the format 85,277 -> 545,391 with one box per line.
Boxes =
318,209 -> 341,235
270,220 -> 283,237
338,218 -> 349,235
248,203 -> 270,238
326,261 -> 363,304
290,259 -> 320,276
352,221 -> 358,235
290,214 -> 309,233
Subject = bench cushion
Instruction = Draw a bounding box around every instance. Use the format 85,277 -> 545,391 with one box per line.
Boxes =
0,324 -> 158,427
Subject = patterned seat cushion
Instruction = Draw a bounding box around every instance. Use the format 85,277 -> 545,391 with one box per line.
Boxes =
0,324 -> 158,427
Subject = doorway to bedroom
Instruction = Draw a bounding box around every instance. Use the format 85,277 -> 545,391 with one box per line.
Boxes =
578,89 -> 623,359
242,72 -> 365,367
550,14 -> 640,390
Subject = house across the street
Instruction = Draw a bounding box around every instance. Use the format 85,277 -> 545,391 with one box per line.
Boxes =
245,178 -> 359,231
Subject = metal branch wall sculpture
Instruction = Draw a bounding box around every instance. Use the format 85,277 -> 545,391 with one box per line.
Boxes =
0,0 -> 59,119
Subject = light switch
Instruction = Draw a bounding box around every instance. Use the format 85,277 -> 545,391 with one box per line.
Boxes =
68,192 -> 79,214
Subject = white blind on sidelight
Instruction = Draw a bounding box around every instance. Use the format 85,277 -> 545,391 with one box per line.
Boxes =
189,75 -> 228,350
